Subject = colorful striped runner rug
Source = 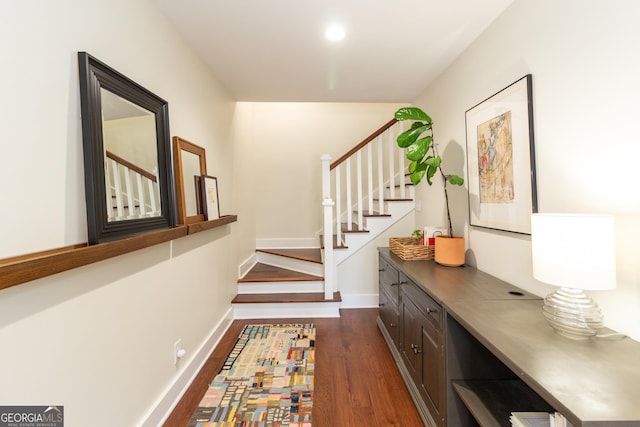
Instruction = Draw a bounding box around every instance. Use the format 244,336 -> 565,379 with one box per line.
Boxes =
188,324 -> 315,427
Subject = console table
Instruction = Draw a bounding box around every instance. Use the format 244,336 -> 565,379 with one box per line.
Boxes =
377,248 -> 640,427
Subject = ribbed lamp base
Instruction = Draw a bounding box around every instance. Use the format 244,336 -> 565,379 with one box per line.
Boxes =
542,287 -> 604,339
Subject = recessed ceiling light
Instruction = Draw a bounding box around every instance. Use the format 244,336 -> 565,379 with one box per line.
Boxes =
325,25 -> 345,41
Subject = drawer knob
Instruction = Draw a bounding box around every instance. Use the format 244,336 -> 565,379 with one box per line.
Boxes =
378,268 -> 385,272
411,344 -> 421,354
379,303 -> 386,307
390,282 -> 398,287
390,323 -> 397,328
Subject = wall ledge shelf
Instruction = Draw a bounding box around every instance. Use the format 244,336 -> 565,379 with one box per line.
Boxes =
0,214 -> 237,291
187,214 -> 237,234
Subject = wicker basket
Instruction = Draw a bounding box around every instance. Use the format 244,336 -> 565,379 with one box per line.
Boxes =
389,237 -> 434,261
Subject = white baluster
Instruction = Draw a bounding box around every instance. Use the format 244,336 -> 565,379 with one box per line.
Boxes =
367,142 -> 373,215
136,173 -> 146,216
377,134 -> 384,214
345,158 -> 352,231
111,159 -> 124,220
388,128 -> 395,199
356,150 -> 363,231
147,180 -> 157,215
335,164 -> 342,248
397,122 -> 406,198
124,168 -> 135,218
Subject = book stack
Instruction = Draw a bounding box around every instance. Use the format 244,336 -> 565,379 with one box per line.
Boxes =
510,412 -> 575,427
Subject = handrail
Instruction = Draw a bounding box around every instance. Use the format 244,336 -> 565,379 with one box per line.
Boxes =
106,150 -> 157,182
330,118 -> 398,170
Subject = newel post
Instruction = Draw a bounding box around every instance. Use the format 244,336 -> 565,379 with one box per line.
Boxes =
320,155 -> 334,300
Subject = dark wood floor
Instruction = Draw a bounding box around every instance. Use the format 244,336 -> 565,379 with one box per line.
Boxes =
163,308 -> 423,426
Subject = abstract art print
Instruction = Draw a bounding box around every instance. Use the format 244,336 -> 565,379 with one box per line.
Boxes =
465,74 -> 537,234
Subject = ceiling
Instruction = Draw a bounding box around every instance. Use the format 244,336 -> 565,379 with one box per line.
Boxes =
153,0 -> 514,103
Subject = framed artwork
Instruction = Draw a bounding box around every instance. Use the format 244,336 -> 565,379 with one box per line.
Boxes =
465,74 -> 537,234
200,175 -> 220,221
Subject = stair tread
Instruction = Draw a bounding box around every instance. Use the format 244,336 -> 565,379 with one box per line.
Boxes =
341,222 -> 369,233
238,263 -> 323,283
373,198 -> 413,202
232,291 -> 342,304
352,210 -> 391,217
256,248 -> 322,264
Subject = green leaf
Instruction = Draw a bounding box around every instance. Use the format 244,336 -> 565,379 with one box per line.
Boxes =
424,156 -> 442,169
408,160 -> 418,173
447,175 -> 464,186
425,164 -> 437,185
405,136 -> 432,162
395,107 -> 432,123
397,124 -> 430,148
410,165 -> 427,185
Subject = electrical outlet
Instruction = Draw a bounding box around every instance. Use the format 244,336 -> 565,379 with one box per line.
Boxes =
173,339 -> 182,365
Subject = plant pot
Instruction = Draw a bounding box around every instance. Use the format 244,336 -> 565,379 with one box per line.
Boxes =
434,236 -> 465,267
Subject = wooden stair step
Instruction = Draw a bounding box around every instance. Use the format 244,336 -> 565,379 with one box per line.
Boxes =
232,291 -> 342,304
357,211 -> 391,217
256,248 -> 322,264
366,212 -> 391,217
238,263 -> 322,283
341,222 -> 369,233
374,198 -> 413,202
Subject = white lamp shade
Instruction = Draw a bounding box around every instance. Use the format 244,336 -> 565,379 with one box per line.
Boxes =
531,213 -> 616,291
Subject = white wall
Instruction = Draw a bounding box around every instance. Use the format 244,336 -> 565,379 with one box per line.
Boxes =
411,0 -> 640,340
0,1 -> 237,426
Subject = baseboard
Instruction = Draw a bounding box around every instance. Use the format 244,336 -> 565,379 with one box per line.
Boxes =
138,307 -> 234,427
339,293 -> 379,309
238,252 -> 257,279
256,238 -> 319,249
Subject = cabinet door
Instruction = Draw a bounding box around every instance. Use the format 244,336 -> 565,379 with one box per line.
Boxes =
379,256 -> 399,305
379,284 -> 400,346
420,315 -> 445,427
400,296 -> 421,385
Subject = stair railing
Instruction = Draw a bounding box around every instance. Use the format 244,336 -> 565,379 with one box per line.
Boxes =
105,150 -> 160,221
321,118 -> 407,299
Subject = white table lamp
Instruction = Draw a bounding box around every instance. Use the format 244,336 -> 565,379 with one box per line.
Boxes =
531,213 -> 616,339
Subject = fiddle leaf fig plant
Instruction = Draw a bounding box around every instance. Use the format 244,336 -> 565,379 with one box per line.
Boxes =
394,107 -> 464,238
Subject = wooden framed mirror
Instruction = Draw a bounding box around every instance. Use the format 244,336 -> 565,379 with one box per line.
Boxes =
78,52 -> 176,244
172,136 -> 207,224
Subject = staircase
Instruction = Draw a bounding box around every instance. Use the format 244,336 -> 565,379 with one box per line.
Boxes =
105,150 -> 161,221
232,118 -> 413,318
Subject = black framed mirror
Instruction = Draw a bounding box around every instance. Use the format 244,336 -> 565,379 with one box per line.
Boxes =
78,52 -> 176,244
